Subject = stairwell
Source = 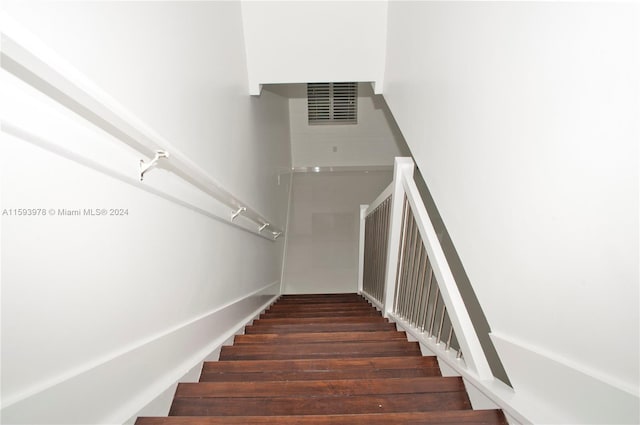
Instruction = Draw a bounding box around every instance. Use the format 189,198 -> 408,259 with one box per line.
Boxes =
135,293 -> 507,424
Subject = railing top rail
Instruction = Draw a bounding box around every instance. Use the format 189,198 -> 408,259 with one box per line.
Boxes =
366,182 -> 393,216
397,162 -> 493,380
361,157 -> 493,382
0,13 -> 282,239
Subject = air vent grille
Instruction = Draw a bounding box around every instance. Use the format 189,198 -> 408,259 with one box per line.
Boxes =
308,82 -> 357,124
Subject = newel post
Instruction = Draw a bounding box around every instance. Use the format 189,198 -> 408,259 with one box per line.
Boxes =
357,204 -> 368,294
382,157 -> 415,317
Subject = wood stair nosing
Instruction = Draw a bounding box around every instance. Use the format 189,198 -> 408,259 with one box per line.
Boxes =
218,350 -> 421,361
136,294 -> 507,425
222,340 -> 420,352
200,354 -> 443,382
278,294 -> 362,300
260,310 -> 382,319
279,293 -> 360,297
251,316 -> 388,325
243,322 -> 398,334
176,376 -> 465,398
233,331 -> 407,344
263,308 -> 378,315
138,409 -> 508,424
218,341 -> 422,361
266,302 -> 375,310
199,367 -> 443,382
277,293 -> 362,297
169,392 -> 472,416
274,299 -> 367,305
202,356 -> 440,373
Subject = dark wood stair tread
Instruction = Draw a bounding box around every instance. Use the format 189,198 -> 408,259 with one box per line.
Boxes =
275,298 -> 367,305
266,303 -> 375,312
234,331 -> 406,344
177,377 -> 464,398
244,322 -> 397,334
260,310 -> 381,318
137,294 -> 506,424
252,316 -> 388,325
169,392 -> 471,416
219,341 -> 421,360
279,293 -> 361,297
202,356 -> 442,381
267,301 -> 376,311
204,356 -> 439,372
138,410 -> 507,424
200,367 -> 441,381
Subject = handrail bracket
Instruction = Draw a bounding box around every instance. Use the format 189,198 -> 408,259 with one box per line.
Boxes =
140,150 -> 169,181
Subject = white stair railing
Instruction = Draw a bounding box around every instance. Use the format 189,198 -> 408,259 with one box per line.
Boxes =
359,157 -> 493,381
359,189 -> 392,310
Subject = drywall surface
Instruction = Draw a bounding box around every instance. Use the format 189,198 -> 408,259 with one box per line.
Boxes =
241,1 -> 387,94
384,2 -> 639,423
1,1 -> 290,423
282,171 -> 392,294
2,0 -> 291,224
289,83 -> 409,168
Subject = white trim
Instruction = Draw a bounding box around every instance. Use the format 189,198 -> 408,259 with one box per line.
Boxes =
357,205 -> 368,293
489,332 -> 640,424
362,156 -> 640,424
391,313 -> 532,425
279,170 -> 295,294
362,156 -> 495,400
1,281 -> 279,411
382,157 -> 413,316
112,286 -> 279,424
492,332 -> 640,398
400,170 -> 493,380
360,289 -> 384,312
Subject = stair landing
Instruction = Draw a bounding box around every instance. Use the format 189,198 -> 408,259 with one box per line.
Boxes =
136,293 -> 507,424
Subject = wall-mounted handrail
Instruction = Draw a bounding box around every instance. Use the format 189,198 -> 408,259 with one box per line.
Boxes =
359,157 -> 493,381
0,13 -> 283,240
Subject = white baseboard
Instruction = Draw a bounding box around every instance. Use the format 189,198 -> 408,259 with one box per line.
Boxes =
388,312 -> 531,425
491,332 -> 640,425
0,282 -> 280,424
359,289 -> 383,311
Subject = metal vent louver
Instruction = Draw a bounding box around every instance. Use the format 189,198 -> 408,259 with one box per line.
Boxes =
308,82 -> 357,124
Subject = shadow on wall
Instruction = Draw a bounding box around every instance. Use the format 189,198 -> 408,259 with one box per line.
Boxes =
371,85 -> 412,158
413,168 -> 512,387
376,95 -> 512,387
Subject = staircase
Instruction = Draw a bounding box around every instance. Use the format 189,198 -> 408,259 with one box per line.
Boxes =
136,293 -> 507,424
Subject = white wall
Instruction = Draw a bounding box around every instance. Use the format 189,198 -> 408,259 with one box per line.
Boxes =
241,1 -> 388,95
1,1 -> 291,423
289,83 -> 409,168
282,171 -> 392,294
384,2 -> 639,423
